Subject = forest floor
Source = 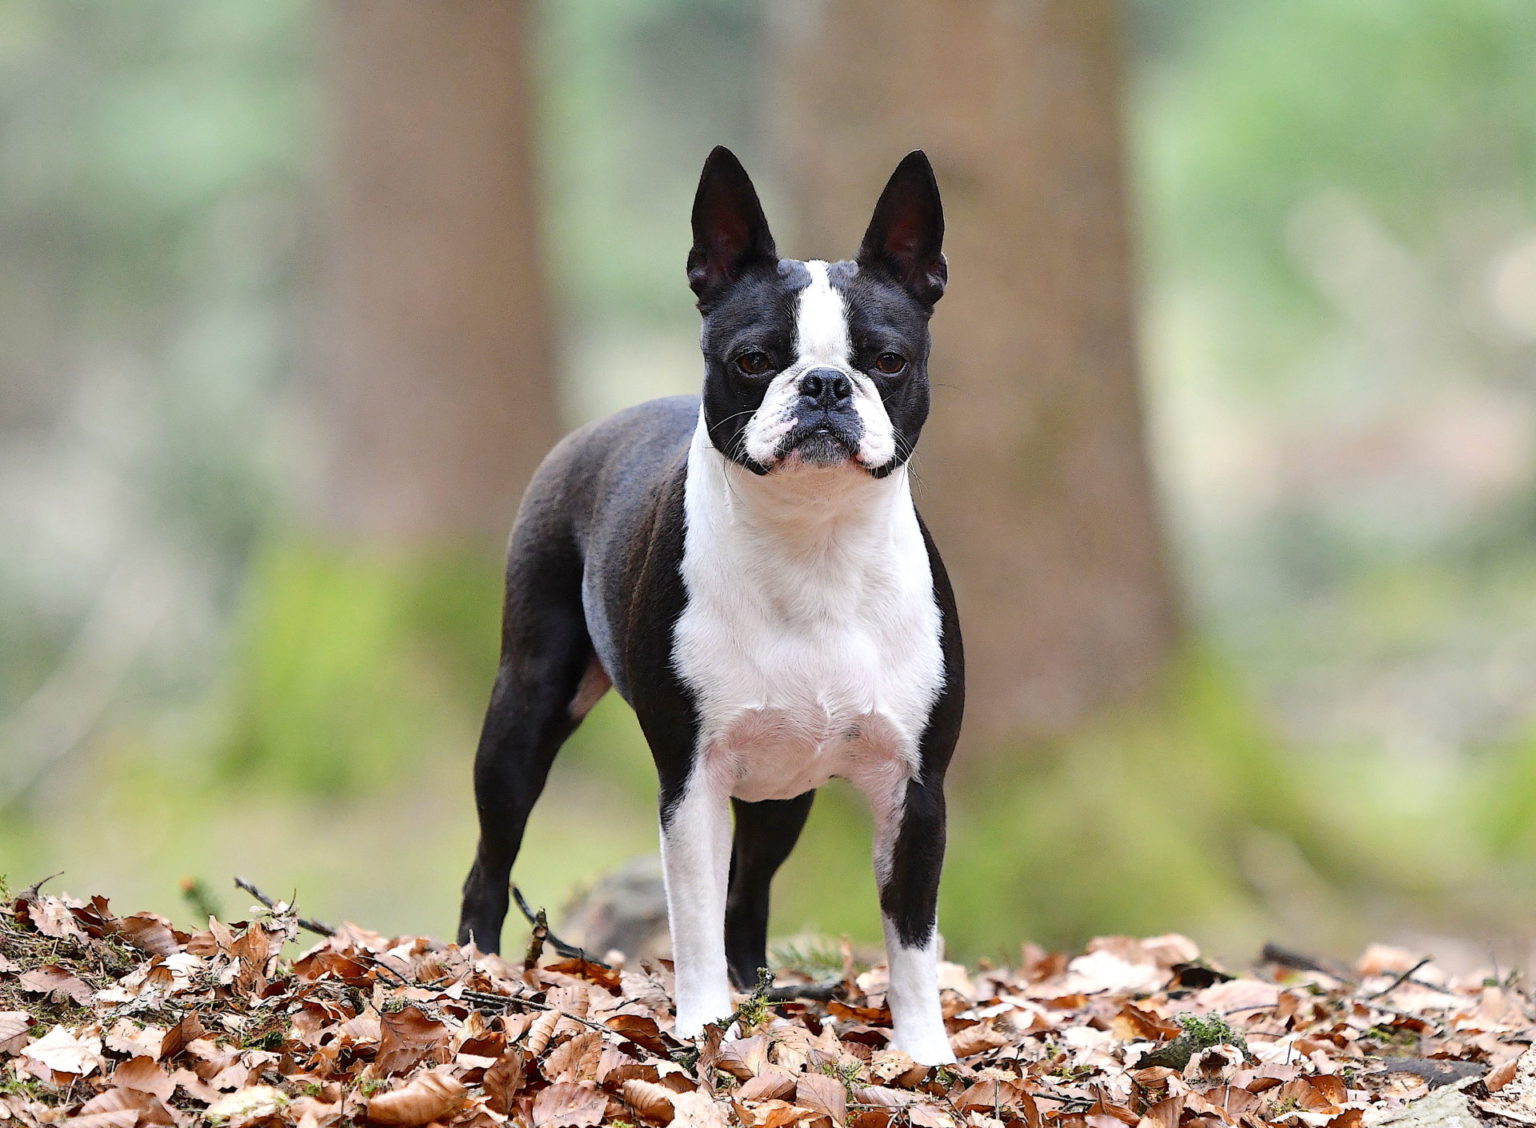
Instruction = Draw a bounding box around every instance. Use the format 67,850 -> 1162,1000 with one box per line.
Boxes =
2,879 -> 1534,1128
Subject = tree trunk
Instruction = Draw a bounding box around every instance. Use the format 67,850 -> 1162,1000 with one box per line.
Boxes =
316,0 -> 560,547
773,0 -> 1180,745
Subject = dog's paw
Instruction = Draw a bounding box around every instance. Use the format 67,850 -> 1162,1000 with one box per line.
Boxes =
890,1026 -> 957,1066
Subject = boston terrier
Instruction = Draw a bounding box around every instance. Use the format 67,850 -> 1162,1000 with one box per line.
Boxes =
457,146 -> 963,1064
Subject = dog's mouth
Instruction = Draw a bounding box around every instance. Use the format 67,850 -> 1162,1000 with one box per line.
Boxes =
777,417 -> 862,469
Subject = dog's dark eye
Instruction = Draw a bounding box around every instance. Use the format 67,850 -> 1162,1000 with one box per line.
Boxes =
874,352 -> 907,375
736,351 -> 772,376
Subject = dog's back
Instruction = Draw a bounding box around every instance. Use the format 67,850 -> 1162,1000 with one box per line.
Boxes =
509,394 -> 698,704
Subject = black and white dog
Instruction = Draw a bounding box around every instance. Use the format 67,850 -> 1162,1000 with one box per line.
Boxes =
458,147 -> 963,1064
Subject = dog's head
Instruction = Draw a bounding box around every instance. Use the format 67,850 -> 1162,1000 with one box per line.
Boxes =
687,147 -> 946,479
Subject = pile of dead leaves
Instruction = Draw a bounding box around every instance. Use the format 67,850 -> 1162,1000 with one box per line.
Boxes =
2,881 -> 1535,1128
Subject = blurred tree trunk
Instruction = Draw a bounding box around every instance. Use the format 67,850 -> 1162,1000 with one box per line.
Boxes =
317,0 -> 560,547
774,0 -> 1180,747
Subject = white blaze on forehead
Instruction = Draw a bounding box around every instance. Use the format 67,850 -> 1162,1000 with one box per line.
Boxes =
795,260 -> 851,366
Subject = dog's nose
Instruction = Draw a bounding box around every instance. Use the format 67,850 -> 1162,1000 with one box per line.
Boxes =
798,368 -> 853,409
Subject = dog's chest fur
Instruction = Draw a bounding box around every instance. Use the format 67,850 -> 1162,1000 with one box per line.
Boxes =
673,419 -> 944,803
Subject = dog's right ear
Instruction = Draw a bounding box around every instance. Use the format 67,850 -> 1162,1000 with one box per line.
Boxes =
688,146 -> 777,303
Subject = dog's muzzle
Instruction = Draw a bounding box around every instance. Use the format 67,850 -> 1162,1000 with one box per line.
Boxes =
778,368 -> 864,467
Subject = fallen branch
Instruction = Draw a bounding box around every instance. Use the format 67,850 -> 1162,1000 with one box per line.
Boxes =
1260,942 -> 1356,984
233,876 -> 336,937
1368,956 -> 1433,1000
511,884 -> 610,968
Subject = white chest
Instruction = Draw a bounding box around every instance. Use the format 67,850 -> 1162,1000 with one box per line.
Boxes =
672,420 -> 945,803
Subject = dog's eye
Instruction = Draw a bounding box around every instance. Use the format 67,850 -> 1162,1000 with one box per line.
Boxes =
735,351 -> 772,376
874,352 -> 907,375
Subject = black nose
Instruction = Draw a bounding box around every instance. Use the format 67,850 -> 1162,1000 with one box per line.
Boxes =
798,367 -> 853,409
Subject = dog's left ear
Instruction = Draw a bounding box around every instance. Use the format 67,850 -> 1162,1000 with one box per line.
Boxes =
857,150 -> 947,305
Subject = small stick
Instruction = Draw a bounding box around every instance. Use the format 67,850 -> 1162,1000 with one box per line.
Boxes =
1260,942 -> 1356,984
523,906 -> 549,971
1367,956 -> 1433,1000
458,987 -> 658,1060
764,980 -> 846,1003
234,876 -> 336,937
511,885 -> 610,968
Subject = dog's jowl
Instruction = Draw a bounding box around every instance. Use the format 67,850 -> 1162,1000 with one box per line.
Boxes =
457,147 -> 963,1064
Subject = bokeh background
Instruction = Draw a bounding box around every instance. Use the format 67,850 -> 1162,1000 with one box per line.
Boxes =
4,0 -> 1536,970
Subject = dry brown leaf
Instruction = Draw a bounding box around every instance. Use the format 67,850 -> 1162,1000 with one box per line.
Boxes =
542,1029 -> 603,1083
26,897 -> 88,940
376,1005 -> 447,1075
65,1111 -> 139,1128
482,1047 -> 527,1115
115,913 -> 182,958
78,1087 -> 176,1127
621,1077 -> 679,1123
531,1081 -> 608,1128
0,1012 -> 31,1055
734,1098 -> 817,1128
670,1089 -> 732,1128
736,1069 -> 796,1101
794,1072 -> 846,1123
526,1008 -> 563,1056
949,1021 -> 1010,1058
908,1104 -> 957,1128
113,1055 -> 176,1101
1138,1094 -> 1185,1128
159,1012 -> 206,1060
17,965 -> 93,1005
365,1069 -> 467,1126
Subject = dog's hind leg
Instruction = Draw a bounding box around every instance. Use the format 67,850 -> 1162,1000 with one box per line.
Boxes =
724,792 -> 815,990
457,551 -> 599,954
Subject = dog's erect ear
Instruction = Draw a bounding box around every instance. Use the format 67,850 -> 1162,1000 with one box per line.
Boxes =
857,150 -> 947,304
688,146 -> 777,302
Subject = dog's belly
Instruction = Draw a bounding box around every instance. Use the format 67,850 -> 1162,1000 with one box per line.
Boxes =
709,707 -> 911,803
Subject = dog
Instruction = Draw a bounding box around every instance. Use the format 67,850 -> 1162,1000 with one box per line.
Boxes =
457,146 -> 963,1064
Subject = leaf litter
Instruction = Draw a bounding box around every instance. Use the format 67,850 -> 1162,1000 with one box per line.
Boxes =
1,883 -> 1534,1126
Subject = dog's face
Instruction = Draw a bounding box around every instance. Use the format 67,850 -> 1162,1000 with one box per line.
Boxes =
687,148 -> 947,478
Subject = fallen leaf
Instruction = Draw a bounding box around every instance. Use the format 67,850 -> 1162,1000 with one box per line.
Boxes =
795,1072 -> 846,1123
483,1047 -> 527,1114
620,1077 -> 678,1123
0,1012 -> 31,1055
17,965 -> 93,1006
365,1070 -> 467,1126
207,1084 -> 290,1125
376,1005 -> 447,1075
22,1024 -> 104,1076
531,1081 -> 608,1128
78,1087 -> 176,1127
112,1055 -> 176,1101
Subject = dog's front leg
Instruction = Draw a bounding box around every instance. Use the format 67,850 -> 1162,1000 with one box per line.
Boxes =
873,775 -> 956,1065
659,763 -> 735,1038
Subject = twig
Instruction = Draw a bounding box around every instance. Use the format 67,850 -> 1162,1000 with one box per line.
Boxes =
1260,942 -> 1357,984
523,906 -> 549,971
20,872 -> 64,900
511,885 -> 610,968
764,979 -> 846,1003
233,876 -> 336,937
1368,956 -> 1433,1000
458,987 -> 658,1060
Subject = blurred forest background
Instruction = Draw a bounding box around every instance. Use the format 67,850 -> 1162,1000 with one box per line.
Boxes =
3,0 -> 1536,970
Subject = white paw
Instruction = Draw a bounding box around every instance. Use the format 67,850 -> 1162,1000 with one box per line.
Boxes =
673,995 -> 736,1039
891,1025 -> 956,1066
